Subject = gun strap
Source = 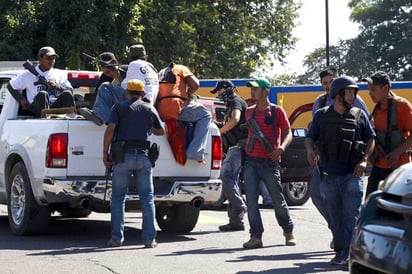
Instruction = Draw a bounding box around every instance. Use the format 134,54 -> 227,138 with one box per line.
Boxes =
247,104 -> 277,152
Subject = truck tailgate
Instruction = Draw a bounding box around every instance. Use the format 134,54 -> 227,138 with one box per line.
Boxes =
150,134 -> 214,178
67,121 -> 106,177
67,121 -> 218,178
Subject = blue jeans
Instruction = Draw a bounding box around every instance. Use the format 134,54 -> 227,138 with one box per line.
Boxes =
220,147 -> 246,225
259,181 -> 272,205
320,173 -> 364,255
243,157 -> 294,238
93,82 -> 126,123
110,149 -> 156,244
178,100 -> 211,161
309,167 -> 330,227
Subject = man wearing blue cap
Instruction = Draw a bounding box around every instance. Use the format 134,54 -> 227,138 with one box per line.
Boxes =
242,78 -> 296,248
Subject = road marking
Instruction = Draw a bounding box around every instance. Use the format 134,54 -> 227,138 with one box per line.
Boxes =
198,212 -> 225,224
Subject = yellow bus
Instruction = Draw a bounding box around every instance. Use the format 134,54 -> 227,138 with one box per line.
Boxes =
198,79 -> 412,129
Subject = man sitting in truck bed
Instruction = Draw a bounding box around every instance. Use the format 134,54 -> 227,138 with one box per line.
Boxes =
7,46 -> 75,118
79,52 -> 127,125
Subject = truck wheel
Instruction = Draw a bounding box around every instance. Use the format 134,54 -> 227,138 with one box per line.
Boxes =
7,162 -> 51,235
282,181 -> 310,206
59,208 -> 92,218
156,205 -> 200,233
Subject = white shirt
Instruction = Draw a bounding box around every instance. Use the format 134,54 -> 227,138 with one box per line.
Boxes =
121,59 -> 159,104
9,65 -> 72,104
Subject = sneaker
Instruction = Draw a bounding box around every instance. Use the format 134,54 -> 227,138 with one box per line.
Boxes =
79,107 -> 103,126
330,251 -> 349,265
243,237 -> 263,249
107,238 -> 122,247
219,223 -> 245,231
144,239 -> 158,248
284,232 -> 297,246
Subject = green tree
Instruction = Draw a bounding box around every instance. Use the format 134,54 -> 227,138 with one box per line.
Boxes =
349,0 -> 412,80
140,0 -> 300,78
0,0 -> 143,69
0,0 -> 300,77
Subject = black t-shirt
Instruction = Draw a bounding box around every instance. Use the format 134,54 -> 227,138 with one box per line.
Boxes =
224,96 -> 248,145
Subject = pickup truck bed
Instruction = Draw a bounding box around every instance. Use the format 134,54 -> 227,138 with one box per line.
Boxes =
0,70 -> 223,235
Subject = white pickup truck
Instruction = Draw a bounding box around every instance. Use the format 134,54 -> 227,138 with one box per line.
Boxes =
0,70 -> 223,235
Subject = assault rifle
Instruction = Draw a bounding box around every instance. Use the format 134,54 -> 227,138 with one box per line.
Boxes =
22,60 -> 48,89
246,118 -> 274,153
104,164 -> 112,201
22,60 -> 64,98
82,52 -> 99,67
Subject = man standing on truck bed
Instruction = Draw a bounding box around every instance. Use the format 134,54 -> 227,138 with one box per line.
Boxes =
103,79 -> 165,248
156,62 -> 211,164
121,44 -> 159,105
242,78 -> 296,249
211,80 -> 247,231
7,46 -> 75,118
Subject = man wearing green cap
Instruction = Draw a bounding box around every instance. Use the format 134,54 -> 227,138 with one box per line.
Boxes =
242,78 -> 296,249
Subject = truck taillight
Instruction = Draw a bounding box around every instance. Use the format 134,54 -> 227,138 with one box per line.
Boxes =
211,136 -> 222,170
46,133 -> 68,168
67,72 -> 99,80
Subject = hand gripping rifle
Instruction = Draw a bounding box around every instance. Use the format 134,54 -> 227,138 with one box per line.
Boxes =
23,60 -> 48,89
23,60 -> 63,97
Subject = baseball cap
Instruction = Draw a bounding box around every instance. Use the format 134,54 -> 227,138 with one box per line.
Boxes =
246,79 -> 271,89
38,46 -> 58,57
129,44 -> 146,58
210,80 -> 235,94
98,52 -> 117,67
127,79 -> 145,92
362,71 -> 391,86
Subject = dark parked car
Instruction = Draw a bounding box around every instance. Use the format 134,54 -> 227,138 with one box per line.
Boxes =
350,162 -> 412,274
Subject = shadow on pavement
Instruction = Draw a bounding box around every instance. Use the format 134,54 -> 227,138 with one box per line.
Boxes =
0,214 -> 195,255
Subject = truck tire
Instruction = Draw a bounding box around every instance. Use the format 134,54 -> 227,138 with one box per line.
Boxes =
7,162 -> 51,235
156,205 -> 200,233
282,181 -> 310,206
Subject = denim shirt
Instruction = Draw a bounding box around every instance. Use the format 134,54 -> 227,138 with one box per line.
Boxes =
93,82 -> 126,123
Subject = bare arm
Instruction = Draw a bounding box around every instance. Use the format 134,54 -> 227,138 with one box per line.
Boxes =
152,127 -> 165,136
7,83 -> 29,109
220,108 -> 241,134
268,127 -> 292,161
304,137 -> 317,167
186,75 -> 199,96
354,138 -> 375,177
386,130 -> 412,168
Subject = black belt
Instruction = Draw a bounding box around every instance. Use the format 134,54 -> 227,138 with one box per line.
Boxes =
124,140 -> 150,150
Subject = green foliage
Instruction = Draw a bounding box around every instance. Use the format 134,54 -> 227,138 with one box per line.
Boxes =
0,0 -> 299,78
299,0 -> 412,82
0,0 -> 144,69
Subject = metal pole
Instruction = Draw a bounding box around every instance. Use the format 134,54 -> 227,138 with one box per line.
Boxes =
325,0 -> 330,66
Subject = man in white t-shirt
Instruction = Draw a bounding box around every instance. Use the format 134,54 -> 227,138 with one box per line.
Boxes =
121,44 -> 159,104
7,46 -> 74,117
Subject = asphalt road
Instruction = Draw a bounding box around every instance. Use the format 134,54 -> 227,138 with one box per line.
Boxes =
0,202 -> 349,274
